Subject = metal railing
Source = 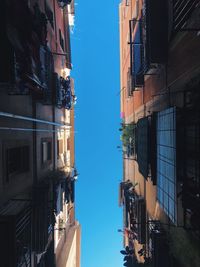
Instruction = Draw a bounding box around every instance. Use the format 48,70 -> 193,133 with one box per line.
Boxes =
173,0 -> 200,31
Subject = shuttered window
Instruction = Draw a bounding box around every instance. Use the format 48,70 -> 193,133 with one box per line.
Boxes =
5,146 -> 30,183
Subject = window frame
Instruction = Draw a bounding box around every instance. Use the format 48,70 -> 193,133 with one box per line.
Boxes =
41,138 -> 52,166
2,141 -> 30,184
59,29 -> 65,51
45,0 -> 54,30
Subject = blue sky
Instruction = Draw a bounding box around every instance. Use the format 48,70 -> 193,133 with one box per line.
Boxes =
71,1 -> 123,267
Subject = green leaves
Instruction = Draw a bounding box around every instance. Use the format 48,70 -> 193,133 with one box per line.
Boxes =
120,123 -> 136,148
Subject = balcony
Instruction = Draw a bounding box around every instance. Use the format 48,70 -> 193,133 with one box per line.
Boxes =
129,19 -> 144,91
136,117 -> 150,179
0,1 -> 49,97
135,197 -> 146,244
144,0 -> 168,66
0,201 -> 32,267
120,182 -> 146,244
0,28 -> 31,95
135,114 -> 157,184
178,98 -> 200,229
61,76 -> 74,110
65,176 -> 75,203
57,0 -> 72,8
129,0 -> 169,89
53,73 -> 62,107
120,123 -> 136,159
40,47 -> 54,104
173,0 -> 200,32
32,184 -> 53,253
52,74 -> 76,109
150,229 -> 170,267
132,20 -> 144,88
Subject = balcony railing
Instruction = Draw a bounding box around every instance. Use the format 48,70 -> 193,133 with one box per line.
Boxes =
144,0 -> 168,66
135,114 -> 157,184
65,176 -> 75,203
1,1 -> 50,96
122,187 -> 146,244
136,116 -> 150,179
0,201 -> 32,267
53,72 -> 62,107
61,76 -> 73,110
173,0 -> 200,31
120,123 -> 136,158
32,184 -> 52,253
57,0 -> 72,8
132,20 -> 144,88
129,19 -> 144,91
129,0 -> 168,89
151,230 -> 170,267
41,47 -> 54,104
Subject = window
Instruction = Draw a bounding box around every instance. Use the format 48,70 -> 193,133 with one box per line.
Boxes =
45,1 -> 54,29
5,146 -> 30,183
59,29 -> 65,51
41,140 -> 52,164
0,12 -> 15,84
127,68 -> 133,97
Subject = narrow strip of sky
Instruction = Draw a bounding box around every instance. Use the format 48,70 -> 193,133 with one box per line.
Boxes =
71,1 -> 123,267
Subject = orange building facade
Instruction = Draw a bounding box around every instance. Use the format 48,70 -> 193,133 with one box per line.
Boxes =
119,1 -> 200,266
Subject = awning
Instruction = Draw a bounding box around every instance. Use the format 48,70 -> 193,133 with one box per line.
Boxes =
136,116 -> 150,178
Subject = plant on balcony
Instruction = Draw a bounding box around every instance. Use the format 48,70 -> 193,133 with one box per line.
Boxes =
119,123 -> 136,155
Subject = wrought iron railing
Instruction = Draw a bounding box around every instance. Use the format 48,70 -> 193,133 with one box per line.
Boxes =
173,0 -> 199,31
129,19 -> 144,91
57,0 -> 72,8
16,206 -> 32,267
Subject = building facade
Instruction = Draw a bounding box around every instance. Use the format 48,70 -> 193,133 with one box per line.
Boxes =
0,0 -> 80,266
119,1 -> 200,266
